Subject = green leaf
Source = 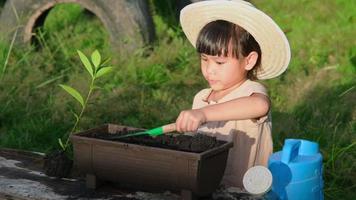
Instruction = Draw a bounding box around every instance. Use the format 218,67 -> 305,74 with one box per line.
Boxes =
58,138 -> 65,150
71,110 -> 79,122
77,50 -> 93,78
95,66 -> 113,78
35,74 -> 64,89
91,50 -> 101,70
92,86 -> 102,90
59,84 -> 84,107
101,57 -> 111,66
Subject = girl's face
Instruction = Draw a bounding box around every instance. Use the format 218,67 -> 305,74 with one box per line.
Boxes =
200,53 -> 248,92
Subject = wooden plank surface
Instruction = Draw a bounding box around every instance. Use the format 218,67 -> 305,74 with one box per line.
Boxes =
0,148 -> 180,200
0,148 -> 263,200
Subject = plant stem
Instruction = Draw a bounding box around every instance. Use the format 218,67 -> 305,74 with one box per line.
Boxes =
63,77 -> 96,150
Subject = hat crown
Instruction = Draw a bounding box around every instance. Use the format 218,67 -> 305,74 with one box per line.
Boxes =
230,0 -> 254,8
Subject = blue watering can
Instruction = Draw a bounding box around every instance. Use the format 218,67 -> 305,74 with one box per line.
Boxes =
268,139 -> 324,200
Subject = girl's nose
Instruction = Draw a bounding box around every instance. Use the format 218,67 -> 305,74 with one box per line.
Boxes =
206,63 -> 217,75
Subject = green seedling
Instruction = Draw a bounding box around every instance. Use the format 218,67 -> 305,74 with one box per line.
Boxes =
58,49 -> 112,151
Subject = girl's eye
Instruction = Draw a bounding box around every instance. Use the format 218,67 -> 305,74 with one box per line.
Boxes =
216,61 -> 225,65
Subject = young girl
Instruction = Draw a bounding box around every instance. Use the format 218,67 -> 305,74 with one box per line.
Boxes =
177,0 -> 291,188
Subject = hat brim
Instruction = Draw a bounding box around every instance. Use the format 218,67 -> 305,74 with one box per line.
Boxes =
180,0 -> 291,79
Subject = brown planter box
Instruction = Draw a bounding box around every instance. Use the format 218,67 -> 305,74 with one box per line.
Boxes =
70,124 -> 233,197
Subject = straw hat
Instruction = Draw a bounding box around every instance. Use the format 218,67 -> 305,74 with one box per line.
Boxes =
180,0 -> 291,79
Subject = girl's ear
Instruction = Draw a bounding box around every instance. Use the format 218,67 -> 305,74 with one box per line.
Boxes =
244,51 -> 258,71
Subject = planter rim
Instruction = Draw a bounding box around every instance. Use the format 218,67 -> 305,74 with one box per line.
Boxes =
70,123 -> 233,160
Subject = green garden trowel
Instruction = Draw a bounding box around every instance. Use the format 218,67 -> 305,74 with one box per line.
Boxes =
115,123 -> 176,139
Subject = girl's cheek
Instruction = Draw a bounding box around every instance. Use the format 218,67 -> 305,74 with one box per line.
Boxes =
201,67 -> 209,80
201,64 -> 206,74
201,68 -> 207,79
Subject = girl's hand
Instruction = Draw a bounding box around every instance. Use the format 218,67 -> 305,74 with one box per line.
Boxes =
176,109 -> 207,132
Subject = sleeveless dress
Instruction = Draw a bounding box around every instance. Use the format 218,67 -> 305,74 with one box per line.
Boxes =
192,79 -> 273,188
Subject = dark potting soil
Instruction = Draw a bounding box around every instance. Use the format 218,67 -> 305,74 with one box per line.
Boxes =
43,150 -> 73,178
87,129 -> 225,153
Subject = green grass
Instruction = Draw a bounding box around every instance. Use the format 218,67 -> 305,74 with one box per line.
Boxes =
0,1 -> 355,199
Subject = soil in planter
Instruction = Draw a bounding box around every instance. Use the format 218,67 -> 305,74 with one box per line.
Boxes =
43,150 -> 73,178
86,128 -> 225,153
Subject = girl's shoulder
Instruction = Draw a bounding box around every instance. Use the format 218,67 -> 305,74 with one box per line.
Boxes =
226,80 -> 268,100
243,80 -> 268,94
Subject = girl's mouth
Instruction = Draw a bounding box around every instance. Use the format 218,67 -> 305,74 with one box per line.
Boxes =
208,80 -> 218,85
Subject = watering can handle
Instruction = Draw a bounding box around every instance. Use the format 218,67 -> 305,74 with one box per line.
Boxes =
162,123 -> 176,133
281,139 -> 301,164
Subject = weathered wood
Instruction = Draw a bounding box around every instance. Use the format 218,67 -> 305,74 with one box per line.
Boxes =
0,148 -> 85,199
0,147 -> 265,199
86,173 -> 103,189
0,0 -> 155,53
0,148 -> 182,200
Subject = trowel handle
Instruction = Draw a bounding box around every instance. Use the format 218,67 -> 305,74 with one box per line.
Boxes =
162,123 -> 176,133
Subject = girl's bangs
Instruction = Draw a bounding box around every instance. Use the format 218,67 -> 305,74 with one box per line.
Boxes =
196,21 -> 233,57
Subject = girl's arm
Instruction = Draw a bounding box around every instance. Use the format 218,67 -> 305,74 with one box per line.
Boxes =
175,93 -> 270,132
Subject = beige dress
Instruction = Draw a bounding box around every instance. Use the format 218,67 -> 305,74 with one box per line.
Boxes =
192,79 -> 273,188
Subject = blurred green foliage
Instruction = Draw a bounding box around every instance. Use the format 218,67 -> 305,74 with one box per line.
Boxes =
0,1 -> 355,199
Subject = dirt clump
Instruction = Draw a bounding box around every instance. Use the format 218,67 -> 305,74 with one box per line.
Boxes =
89,129 -> 224,153
43,150 -> 73,178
